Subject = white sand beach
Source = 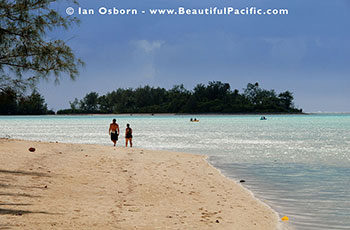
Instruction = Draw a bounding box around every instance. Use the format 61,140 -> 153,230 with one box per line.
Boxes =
0,139 -> 278,229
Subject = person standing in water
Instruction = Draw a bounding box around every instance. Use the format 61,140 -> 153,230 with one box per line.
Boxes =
109,119 -> 119,147
125,124 -> 133,148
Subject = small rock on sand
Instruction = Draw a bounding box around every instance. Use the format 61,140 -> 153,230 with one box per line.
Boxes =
28,147 -> 36,152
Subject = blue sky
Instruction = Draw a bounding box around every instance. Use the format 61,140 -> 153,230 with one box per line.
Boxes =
39,0 -> 350,112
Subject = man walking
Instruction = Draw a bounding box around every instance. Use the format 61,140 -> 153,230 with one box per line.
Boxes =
109,119 -> 119,147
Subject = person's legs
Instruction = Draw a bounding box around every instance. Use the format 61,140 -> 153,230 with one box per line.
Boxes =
111,132 -> 118,147
125,138 -> 132,147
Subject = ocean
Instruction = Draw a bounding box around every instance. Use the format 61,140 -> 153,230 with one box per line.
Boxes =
1,114 -> 349,229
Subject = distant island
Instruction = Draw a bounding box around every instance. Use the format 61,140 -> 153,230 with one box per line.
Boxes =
0,81 -> 302,115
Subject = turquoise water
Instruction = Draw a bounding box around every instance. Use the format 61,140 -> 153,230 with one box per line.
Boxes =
1,114 -> 349,229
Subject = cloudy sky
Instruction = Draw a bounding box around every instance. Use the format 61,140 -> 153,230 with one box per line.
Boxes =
39,0 -> 350,112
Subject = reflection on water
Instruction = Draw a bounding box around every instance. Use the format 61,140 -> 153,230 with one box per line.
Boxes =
1,114 -> 350,229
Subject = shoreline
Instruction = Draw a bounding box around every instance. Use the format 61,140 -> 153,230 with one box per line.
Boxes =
0,139 -> 279,229
203,157 -> 286,230
1,112 -> 309,117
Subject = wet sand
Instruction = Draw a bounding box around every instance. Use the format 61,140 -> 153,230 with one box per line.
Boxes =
0,139 -> 278,229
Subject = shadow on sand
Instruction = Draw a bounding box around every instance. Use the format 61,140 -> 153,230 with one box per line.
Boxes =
0,224 -> 13,230
0,169 -> 50,177
0,168 -> 57,222
0,208 -> 50,215
0,192 -> 41,198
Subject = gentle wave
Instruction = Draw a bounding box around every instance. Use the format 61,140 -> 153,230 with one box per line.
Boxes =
1,114 -> 350,229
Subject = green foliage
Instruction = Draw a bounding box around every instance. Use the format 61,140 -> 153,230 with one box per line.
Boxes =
17,90 -> 48,114
0,87 -> 17,114
0,88 -> 50,114
57,82 -> 302,114
79,92 -> 99,113
0,0 -> 83,92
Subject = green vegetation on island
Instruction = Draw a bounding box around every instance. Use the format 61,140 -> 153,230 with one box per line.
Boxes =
0,88 -> 54,115
56,82 -> 302,114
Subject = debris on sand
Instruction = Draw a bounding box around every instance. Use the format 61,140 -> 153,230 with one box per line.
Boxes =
28,147 -> 36,152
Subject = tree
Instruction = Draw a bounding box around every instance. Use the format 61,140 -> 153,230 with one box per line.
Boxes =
97,95 -> 112,113
0,87 -> 17,114
17,90 -> 48,114
0,87 -> 52,114
243,82 -> 261,104
134,85 -> 152,108
168,84 -> 190,112
56,82 -> 303,114
80,92 -> 99,113
69,98 -> 80,110
0,0 -> 83,92
279,91 -> 294,110
206,81 -> 230,101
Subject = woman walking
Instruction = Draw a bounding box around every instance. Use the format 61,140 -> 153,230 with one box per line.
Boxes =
125,124 -> 133,147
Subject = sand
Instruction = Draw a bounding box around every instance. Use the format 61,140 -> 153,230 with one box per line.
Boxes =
0,139 -> 278,229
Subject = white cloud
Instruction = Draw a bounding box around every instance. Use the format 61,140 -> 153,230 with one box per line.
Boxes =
133,40 -> 164,53
123,40 -> 166,83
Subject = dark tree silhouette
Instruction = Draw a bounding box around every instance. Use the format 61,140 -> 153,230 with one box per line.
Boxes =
57,82 -> 302,114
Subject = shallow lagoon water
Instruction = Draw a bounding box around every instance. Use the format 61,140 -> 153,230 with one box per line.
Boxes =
1,114 -> 349,229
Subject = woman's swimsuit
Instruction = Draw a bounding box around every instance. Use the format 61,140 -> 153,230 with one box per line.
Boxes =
125,128 -> 132,139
